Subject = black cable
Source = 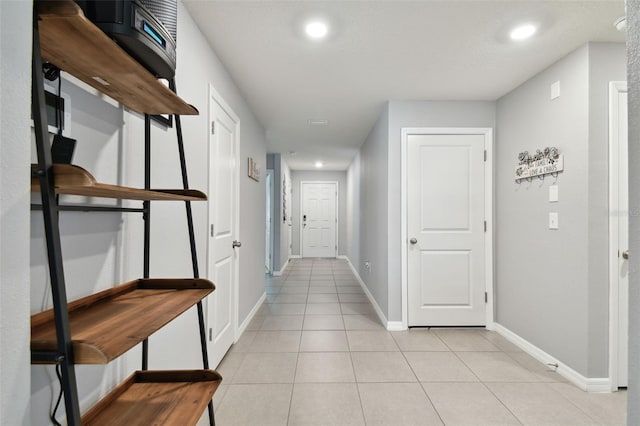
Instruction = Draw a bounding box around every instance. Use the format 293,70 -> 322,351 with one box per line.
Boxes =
50,363 -> 63,426
57,74 -> 62,135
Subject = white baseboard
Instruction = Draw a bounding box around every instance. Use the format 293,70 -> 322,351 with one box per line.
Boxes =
272,257 -> 294,276
337,255 -> 348,260
387,321 -> 404,331
342,257 -> 407,332
290,255 -> 301,259
237,292 -> 266,339
494,323 -> 611,392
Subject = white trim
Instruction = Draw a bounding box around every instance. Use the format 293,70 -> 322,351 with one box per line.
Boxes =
300,180 -> 339,258
265,169 -> 275,274
272,257 -> 292,276
386,321 -> 405,332
609,81 -> 628,391
342,257 -> 408,331
290,255 -> 302,259
400,127 -> 494,329
206,83 -> 242,345
236,292 -> 267,345
494,323 -> 611,392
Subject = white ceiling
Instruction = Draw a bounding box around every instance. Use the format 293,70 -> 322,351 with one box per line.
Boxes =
182,0 -> 626,170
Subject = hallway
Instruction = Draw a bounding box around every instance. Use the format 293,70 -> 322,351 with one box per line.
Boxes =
212,258 -> 627,425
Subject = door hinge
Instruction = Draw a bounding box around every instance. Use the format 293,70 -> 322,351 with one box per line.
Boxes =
211,121 -> 215,135
484,221 -> 487,232
210,224 -> 214,237
484,150 -> 487,162
485,292 -> 488,303
209,328 -> 213,341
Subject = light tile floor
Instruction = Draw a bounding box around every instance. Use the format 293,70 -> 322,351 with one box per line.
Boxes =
212,258 -> 627,426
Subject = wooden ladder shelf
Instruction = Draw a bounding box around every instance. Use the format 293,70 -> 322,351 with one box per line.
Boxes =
30,0 -> 219,424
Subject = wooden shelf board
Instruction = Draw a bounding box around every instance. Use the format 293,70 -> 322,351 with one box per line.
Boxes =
37,0 -> 198,116
31,279 -> 215,364
82,370 -> 222,426
32,164 -> 207,201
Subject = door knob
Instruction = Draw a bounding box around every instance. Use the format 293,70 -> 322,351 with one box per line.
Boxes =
232,240 -> 242,248
623,250 -> 629,260
409,238 -> 418,245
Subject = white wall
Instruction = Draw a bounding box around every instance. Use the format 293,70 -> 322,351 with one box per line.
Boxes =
346,154 -> 361,268
281,159 -> 292,266
266,153 -> 292,272
28,1 -> 268,422
496,43 -> 626,378
290,170 -> 348,257
1,2 -> 32,424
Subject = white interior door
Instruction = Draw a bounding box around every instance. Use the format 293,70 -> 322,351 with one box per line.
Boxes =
407,132 -> 487,326
207,91 -> 239,368
610,82 -> 628,388
301,182 -> 337,258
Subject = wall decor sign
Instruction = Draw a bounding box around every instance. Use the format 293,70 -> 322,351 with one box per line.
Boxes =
515,147 -> 563,182
248,157 -> 260,181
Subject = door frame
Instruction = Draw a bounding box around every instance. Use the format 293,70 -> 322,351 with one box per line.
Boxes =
608,81 -> 628,390
265,169 -> 274,274
206,83 -> 241,349
300,180 -> 339,258
400,127 -> 494,330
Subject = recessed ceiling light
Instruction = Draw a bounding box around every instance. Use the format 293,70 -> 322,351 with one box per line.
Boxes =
308,119 -> 329,126
305,21 -> 328,39
510,24 -> 537,41
315,161 -> 323,168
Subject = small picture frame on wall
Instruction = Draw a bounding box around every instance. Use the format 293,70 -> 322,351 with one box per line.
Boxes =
248,157 -> 261,181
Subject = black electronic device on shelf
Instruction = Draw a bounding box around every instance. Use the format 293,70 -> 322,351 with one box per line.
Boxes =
75,0 -> 177,79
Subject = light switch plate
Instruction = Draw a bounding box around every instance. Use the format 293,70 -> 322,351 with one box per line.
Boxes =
551,81 -> 560,100
549,212 -> 559,229
549,185 -> 558,202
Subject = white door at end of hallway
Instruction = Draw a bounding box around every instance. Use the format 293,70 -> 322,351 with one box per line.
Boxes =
407,133 -> 487,327
301,182 -> 337,258
207,95 -> 238,369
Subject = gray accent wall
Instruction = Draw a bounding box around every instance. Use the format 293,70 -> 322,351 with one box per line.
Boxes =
291,170 -> 348,257
346,154 -> 362,269
1,1 -> 32,424
387,100 -> 497,321
627,0 -> 640,423
360,104 -> 391,318
496,43 -> 626,378
359,101 -> 496,321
